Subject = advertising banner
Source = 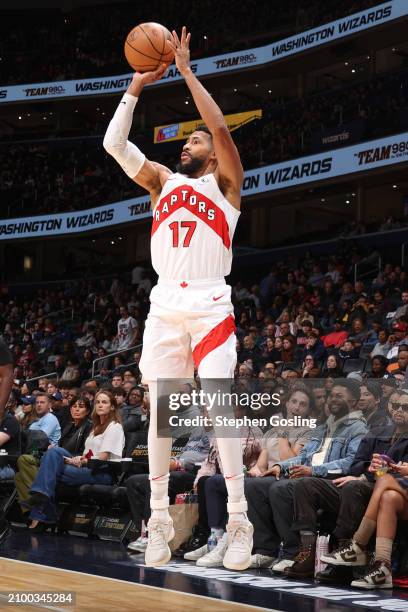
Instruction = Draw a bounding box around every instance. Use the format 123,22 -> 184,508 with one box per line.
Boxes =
154,109 -> 262,143
1,131 -> 408,240
0,2 -> 405,104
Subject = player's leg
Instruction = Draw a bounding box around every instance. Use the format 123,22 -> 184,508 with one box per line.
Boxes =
191,313 -> 253,571
140,305 -> 193,566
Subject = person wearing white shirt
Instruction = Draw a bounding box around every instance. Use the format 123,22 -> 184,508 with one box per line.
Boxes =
22,390 -> 125,530
117,305 -> 138,350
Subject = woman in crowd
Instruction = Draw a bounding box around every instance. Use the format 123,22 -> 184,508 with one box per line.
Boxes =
302,355 -> 321,378
121,386 -> 144,433
323,445 -> 408,588
371,355 -> 389,379
324,354 -> 343,379
281,336 -> 296,363
15,396 -> 93,512
21,390 -> 125,532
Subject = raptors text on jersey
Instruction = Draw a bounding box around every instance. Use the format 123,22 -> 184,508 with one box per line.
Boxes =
151,173 -> 240,280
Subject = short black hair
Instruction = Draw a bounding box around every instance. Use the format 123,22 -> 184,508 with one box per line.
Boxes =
192,125 -> 212,138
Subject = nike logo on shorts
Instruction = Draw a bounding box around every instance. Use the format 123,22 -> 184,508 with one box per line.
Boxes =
213,294 -> 225,301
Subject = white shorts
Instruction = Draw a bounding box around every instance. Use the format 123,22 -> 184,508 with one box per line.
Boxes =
139,278 -> 237,381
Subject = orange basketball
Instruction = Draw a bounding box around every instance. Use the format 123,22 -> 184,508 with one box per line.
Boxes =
124,22 -> 174,73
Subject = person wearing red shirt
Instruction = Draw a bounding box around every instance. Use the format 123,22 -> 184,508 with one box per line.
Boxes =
322,319 -> 349,349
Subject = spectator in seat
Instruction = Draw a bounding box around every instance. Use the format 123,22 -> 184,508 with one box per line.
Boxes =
245,380 -> 366,576
358,381 -> 391,431
0,403 -> 21,479
387,323 -> 408,360
301,333 -> 327,363
287,388 -> 408,583
371,355 -> 389,379
387,346 -> 408,378
324,355 -> 343,379
22,390 -> 125,531
28,394 -> 61,446
322,320 -> 348,349
391,290 -> 408,324
121,386 -> 144,433
61,356 -> 80,384
15,397 -> 93,511
338,339 -> 359,360
111,373 -> 124,388
370,330 -> 391,358
348,319 -> 368,349
281,336 -> 296,363
301,355 -> 320,378
126,426 -> 211,555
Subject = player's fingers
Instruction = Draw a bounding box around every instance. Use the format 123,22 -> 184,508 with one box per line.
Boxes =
172,30 -> 181,47
166,39 -> 176,52
181,26 -> 186,44
186,32 -> 191,46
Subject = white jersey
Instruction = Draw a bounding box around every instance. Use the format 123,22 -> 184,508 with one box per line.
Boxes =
151,172 -> 240,281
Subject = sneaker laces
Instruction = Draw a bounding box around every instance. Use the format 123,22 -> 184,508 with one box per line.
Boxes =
148,522 -> 169,548
228,524 -> 249,548
334,539 -> 353,555
293,545 -> 312,564
365,560 -> 387,578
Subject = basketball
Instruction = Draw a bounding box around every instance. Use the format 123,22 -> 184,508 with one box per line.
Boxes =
124,22 -> 174,72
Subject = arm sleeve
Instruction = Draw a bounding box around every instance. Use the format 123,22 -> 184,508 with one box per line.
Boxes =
103,93 -> 146,178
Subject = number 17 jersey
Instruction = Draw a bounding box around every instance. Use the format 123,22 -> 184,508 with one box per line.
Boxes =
151,172 -> 240,281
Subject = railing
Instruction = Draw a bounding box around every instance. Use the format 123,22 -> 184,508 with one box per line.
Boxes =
354,254 -> 382,284
91,344 -> 142,378
23,306 -> 75,331
26,372 -> 57,384
402,242 -> 408,267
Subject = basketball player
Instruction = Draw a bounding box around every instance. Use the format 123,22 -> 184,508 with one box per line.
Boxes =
103,27 -> 252,570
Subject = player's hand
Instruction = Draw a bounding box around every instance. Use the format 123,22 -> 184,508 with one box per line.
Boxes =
127,64 -> 168,95
167,26 -> 191,76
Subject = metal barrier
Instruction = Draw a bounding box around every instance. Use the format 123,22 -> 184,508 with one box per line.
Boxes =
354,254 -> 382,284
26,372 -> 58,383
402,242 -> 408,267
91,344 -> 142,378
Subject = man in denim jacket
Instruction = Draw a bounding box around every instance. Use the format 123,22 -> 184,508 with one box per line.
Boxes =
245,380 -> 367,571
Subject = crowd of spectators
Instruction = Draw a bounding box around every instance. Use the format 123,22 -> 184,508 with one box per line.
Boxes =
1,66 -> 407,219
0,0 -> 380,86
1,247 -> 408,585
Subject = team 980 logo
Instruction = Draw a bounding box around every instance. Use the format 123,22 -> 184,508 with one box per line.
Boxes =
355,137 -> 408,166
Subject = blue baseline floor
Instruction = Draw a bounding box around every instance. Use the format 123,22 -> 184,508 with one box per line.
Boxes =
1,530 -> 408,611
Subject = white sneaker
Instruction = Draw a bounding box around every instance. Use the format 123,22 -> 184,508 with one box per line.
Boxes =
197,533 -> 228,567
271,558 -> 295,573
184,543 -> 208,561
250,554 -> 277,568
127,536 -> 148,553
320,539 -> 368,567
144,518 -> 175,567
351,561 -> 393,589
223,519 -> 254,571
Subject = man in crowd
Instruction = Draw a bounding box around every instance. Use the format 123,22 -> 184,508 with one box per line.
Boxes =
287,389 -> 408,582
117,306 -> 138,350
245,380 -> 366,574
29,394 -> 61,446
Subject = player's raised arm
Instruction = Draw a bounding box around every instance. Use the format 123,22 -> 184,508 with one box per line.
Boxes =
103,66 -> 171,198
168,27 -> 244,209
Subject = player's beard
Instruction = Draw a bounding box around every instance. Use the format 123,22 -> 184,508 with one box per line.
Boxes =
176,155 -> 205,176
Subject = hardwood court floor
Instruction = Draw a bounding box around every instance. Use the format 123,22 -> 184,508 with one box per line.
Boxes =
0,558 -> 272,612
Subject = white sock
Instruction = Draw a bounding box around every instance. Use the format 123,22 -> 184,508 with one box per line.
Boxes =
150,509 -> 171,522
147,381 -> 173,509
